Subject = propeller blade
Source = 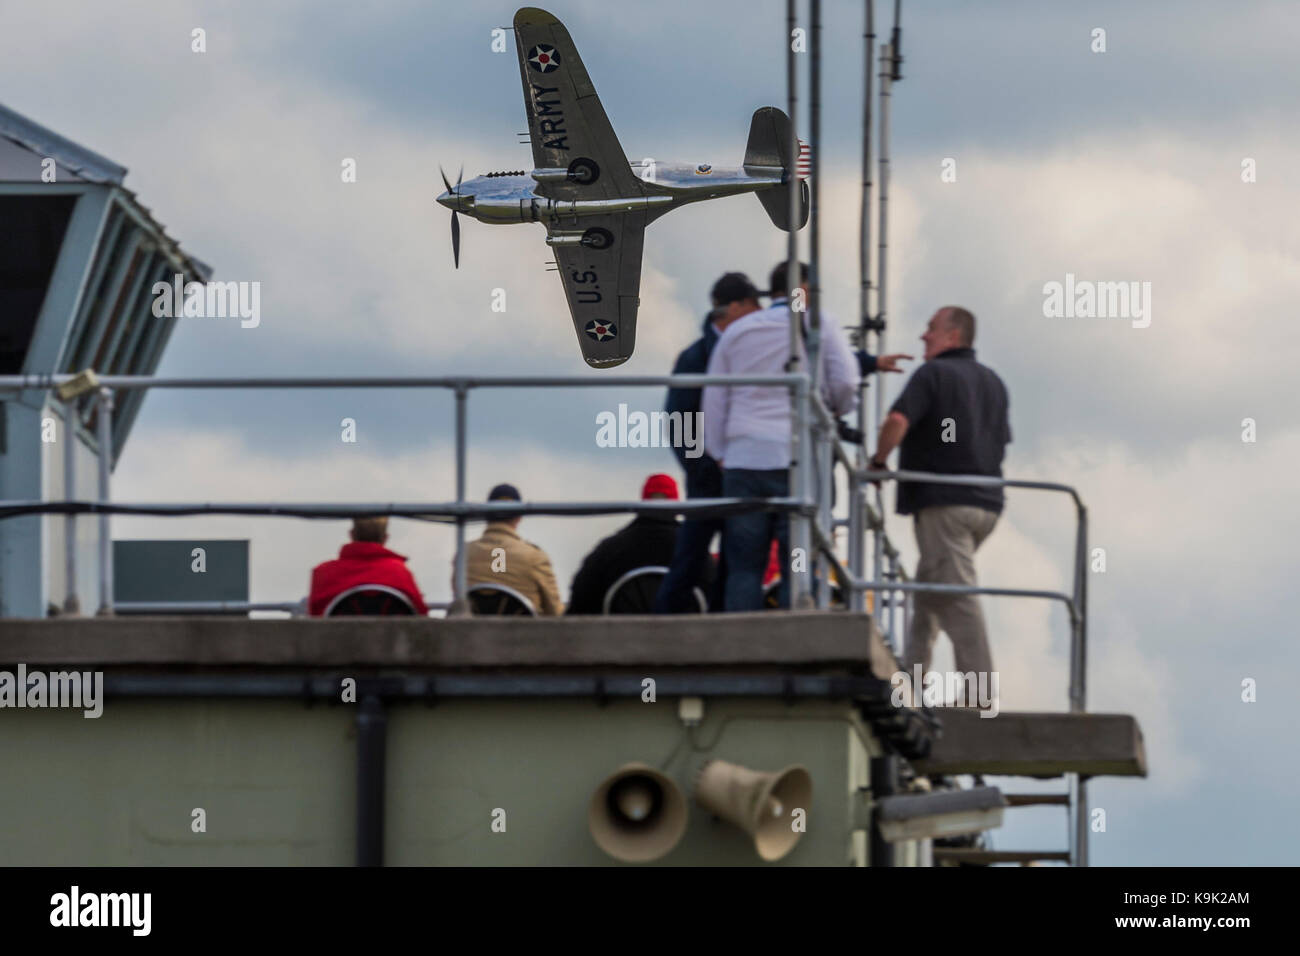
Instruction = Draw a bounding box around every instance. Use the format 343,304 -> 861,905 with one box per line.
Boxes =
456,164 -> 463,189
440,165 -> 453,193
451,210 -> 461,269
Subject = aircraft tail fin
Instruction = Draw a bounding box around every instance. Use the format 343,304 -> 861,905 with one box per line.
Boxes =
744,107 -> 809,232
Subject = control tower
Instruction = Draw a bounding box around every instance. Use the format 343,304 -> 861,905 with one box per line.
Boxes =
0,103 -> 208,616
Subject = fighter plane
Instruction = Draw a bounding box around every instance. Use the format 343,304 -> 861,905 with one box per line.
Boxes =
436,6 -> 809,369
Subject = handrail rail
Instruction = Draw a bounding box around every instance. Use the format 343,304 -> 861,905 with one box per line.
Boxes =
862,467 -> 1085,510
8,366 -> 1088,863
856,465 -> 1088,719
113,600 -> 454,615
0,372 -> 804,390
0,497 -> 809,521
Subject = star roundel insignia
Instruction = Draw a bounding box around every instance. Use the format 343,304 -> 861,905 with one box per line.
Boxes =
584,319 -> 617,342
527,44 -> 561,73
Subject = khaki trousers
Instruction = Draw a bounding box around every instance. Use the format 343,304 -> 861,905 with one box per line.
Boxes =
903,504 -> 1000,679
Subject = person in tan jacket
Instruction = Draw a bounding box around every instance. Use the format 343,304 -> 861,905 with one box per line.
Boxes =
462,483 -> 564,615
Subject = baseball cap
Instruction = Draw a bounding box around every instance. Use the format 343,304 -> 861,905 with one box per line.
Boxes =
487,483 -> 522,502
641,473 -> 680,500
710,272 -> 761,306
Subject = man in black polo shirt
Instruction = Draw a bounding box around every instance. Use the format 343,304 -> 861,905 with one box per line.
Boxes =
870,306 -> 1011,687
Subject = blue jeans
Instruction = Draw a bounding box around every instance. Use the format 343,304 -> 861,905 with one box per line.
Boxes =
722,468 -> 789,611
653,516 -> 724,613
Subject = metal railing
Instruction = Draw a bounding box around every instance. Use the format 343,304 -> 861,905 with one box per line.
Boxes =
2,372 -> 1086,715
0,371 -> 809,619
3,361 -> 1090,865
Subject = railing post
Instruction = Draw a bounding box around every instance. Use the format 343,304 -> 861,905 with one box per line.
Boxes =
1071,503 -> 1089,713
902,588 -> 913,653
62,403 -> 80,615
1071,502 -> 1089,866
789,379 -> 814,609
887,552 -> 902,652
451,384 -> 469,614
94,387 -> 115,616
848,483 -> 866,612
816,422 -> 834,609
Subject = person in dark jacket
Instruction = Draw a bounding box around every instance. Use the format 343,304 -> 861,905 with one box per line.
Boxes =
870,306 -> 1011,684
652,273 -> 763,612
567,474 -> 687,614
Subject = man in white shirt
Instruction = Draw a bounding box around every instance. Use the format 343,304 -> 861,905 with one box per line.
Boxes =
702,261 -> 912,610
701,265 -> 855,610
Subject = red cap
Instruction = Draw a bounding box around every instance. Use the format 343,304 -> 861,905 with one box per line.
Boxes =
641,473 -> 680,500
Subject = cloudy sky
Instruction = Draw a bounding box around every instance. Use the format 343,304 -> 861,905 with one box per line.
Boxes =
5,0 -> 1297,864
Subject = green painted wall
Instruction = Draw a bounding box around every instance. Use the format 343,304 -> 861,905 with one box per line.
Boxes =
0,696 -> 880,866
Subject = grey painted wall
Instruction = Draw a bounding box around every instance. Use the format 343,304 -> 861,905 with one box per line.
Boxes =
0,696 -> 884,866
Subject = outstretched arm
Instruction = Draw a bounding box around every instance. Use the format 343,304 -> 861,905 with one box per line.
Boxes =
872,411 -> 910,467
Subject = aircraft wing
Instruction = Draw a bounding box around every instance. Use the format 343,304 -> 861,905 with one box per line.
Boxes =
513,8 -> 644,201
551,212 -> 645,368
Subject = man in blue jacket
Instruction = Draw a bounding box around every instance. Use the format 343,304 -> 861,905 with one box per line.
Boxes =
653,273 -> 762,612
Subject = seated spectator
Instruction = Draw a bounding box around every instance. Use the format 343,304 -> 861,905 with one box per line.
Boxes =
308,516 -> 428,616
567,474 -> 701,614
464,483 -> 564,615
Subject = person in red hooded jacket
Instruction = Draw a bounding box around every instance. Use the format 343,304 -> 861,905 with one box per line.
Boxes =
308,517 -> 428,616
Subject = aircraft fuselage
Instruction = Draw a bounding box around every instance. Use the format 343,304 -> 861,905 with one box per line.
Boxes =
436,162 -> 785,226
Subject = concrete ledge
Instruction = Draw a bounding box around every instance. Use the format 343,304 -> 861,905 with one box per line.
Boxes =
0,612 -> 897,677
912,710 -> 1147,778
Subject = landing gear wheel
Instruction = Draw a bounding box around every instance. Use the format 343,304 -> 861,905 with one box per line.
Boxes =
567,157 -> 600,186
581,227 -> 614,250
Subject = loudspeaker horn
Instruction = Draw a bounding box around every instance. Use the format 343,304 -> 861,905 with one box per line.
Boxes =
588,763 -> 688,862
694,759 -> 813,861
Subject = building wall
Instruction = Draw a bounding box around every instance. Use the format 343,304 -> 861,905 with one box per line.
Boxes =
0,401 -> 44,617
0,401 -> 102,617
0,696 -> 884,866
40,402 -> 103,614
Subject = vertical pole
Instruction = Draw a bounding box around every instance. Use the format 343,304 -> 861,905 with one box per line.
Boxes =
891,555 -> 900,648
453,385 -> 469,611
95,387 -> 114,616
1071,503 -> 1089,865
808,0 -> 822,393
858,0 -> 875,427
848,486 -> 866,612
869,755 -> 898,866
790,380 -> 813,609
851,0 -> 876,615
903,588 -> 913,654
356,694 -> 387,866
1071,505 -> 1089,713
883,552 -> 896,649
816,420 -> 833,609
1074,776 -> 1089,867
786,0 -> 801,377
62,404 -> 80,615
873,41 -> 893,599
809,0 -> 832,612
785,0 -> 812,610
